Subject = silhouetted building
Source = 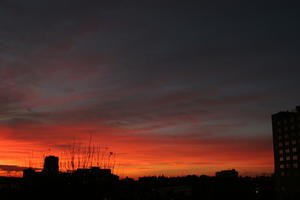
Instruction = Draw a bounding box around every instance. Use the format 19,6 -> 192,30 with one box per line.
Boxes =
43,155 -> 59,173
74,167 -> 119,183
75,167 -> 111,175
21,156 -> 119,199
216,169 -> 238,178
272,106 -> 300,199
23,168 -> 36,178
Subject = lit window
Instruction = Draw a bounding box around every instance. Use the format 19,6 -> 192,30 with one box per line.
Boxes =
280,157 -> 284,161
292,140 -> 296,145
292,148 -> 297,153
293,155 -> 298,160
285,149 -> 290,153
279,150 -> 284,155
286,156 -> 290,161
280,164 -> 284,169
293,163 -> 298,168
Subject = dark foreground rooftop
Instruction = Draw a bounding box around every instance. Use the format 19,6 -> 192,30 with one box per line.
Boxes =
0,174 -> 276,200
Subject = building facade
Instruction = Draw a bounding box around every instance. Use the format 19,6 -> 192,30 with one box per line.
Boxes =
272,106 -> 300,199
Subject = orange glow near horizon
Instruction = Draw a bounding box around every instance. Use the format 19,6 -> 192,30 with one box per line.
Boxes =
0,123 -> 274,178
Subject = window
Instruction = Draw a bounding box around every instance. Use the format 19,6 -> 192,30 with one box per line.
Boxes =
290,118 -> 295,122
280,157 -> 284,161
293,163 -> 298,168
285,141 -> 289,146
281,172 -> 285,176
279,150 -> 284,155
291,125 -> 295,130
292,140 -> 296,145
278,128 -> 282,133
277,121 -> 281,125
280,164 -> 284,169
292,155 -> 298,160
286,156 -> 290,161
278,136 -> 282,140
286,164 -> 290,168
292,148 -> 297,153
284,127 -> 288,131
284,134 -> 289,139
279,143 -> 283,147
285,149 -> 290,153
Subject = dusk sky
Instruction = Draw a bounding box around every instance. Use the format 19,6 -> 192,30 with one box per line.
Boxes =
0,1 -> 300,178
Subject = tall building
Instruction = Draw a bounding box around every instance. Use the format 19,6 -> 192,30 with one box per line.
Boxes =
43,155 -> 59,173
272,106 -> 300,199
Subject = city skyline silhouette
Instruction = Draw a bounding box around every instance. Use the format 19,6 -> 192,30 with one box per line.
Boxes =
0,1 -> 300,199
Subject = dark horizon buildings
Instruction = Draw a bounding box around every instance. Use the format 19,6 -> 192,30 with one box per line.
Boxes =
0,155 -> 276,199
21,155 -> 119,199
23,155 -> 118,179
216,169 -> 239,178
272,106 -> 300,199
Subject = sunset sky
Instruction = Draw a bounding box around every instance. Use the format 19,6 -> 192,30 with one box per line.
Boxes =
0,1 -> 300,178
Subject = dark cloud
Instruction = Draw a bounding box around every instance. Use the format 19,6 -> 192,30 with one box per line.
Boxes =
0,164 -> 27,172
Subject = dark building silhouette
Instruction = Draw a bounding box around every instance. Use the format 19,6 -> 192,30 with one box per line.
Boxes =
6,162 -> 276,200
23,168 -> 36,178
43,155 -> 59,173
216,169 -> 239,178
21,155 -> 119,199
272,106 -> 300,199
